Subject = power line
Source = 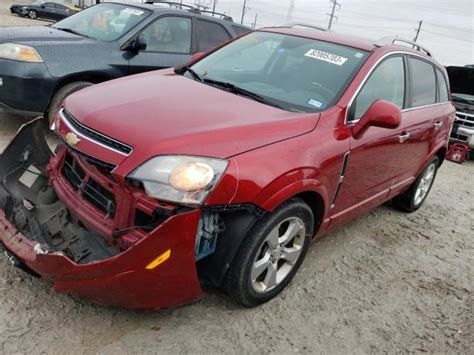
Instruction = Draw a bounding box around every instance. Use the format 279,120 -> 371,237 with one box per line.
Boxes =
327,0 -> 341,30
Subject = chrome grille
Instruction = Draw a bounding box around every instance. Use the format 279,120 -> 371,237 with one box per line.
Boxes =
455,111 -> 474,128
61,110 -> 133,155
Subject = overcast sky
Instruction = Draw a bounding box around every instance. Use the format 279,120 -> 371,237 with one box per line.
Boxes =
208,0 -> 473,66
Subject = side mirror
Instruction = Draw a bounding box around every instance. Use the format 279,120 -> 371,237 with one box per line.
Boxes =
41,4 -> 46,8
191,52 -> 205,62
133,34 -> 147,51
352,99 -> 401,139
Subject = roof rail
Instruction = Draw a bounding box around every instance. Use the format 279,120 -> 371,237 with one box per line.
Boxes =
279,22 -> 328,32
144,1 -> 234,22
144,1 -> 200,13
199,10 -> 234,22
375,36 -> 432,57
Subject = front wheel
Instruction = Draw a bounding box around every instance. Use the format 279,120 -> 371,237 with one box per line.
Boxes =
47,81 -> 94,125
223,198 -> 314,307
28,10 -> 37,19
393,156 -> 440,212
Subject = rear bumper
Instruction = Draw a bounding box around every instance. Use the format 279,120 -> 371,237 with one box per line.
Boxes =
0,59 -> 57,115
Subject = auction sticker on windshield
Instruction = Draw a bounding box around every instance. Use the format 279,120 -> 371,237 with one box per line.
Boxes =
305,49 -> 348,65
123,8 -> 144,16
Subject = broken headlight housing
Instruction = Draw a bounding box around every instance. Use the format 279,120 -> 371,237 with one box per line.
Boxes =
128,156 -> 229,205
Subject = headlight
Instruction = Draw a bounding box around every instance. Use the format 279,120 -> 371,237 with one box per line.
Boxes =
0,43 -> 43,63
128,156 -> 229,205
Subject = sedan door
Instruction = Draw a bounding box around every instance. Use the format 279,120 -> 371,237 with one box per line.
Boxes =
129,16 -> 193,75
39,3 -> 57,20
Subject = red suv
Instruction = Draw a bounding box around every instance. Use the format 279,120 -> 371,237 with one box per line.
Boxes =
0,25 -> 455,310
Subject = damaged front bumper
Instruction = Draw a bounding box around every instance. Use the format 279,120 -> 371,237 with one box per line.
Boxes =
0,120 -> 204,310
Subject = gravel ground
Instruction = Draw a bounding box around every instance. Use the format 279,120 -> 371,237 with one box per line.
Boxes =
1,6 -> 473,354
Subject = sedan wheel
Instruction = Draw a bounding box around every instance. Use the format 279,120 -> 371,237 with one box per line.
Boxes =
28,10 -> 37,19
251,217 -> 306,293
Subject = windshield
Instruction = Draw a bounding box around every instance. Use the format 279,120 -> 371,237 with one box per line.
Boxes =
188,31 -> 369,112
53,3 -> 151,41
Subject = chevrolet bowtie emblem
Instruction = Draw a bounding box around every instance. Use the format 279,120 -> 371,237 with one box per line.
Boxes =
65,132 -> 81,147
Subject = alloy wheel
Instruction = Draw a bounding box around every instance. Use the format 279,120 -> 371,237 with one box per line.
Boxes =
251,217 -> 306,293
414,163 -> 436,206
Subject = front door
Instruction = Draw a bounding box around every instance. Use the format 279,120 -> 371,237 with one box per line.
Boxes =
129,16 -> 193,75
331,55 -> 409,220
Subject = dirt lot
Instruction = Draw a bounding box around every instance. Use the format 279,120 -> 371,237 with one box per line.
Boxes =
0,6 -> 473,355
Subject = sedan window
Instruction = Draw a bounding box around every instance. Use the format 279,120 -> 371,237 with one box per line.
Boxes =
53,3 -> 151,41
189,31 -> 369,113
351,56 -> 405,121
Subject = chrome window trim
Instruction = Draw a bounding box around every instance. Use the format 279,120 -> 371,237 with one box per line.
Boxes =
59,109 -> 133,157
345,51 -> 450,125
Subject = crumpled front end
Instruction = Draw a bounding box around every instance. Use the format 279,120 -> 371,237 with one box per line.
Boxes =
0,120 -> 203,310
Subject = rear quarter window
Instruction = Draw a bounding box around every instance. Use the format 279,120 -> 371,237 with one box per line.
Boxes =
436,69 -> 450,102
410,57 -> 437,107
195,20 -> 231,52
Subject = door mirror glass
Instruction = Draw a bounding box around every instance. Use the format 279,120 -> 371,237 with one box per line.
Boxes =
352,99 -> 401,139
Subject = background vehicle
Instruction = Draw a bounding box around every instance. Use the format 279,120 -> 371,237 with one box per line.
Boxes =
446,65 -> 474,159
10,1 -> 80,20
0,26 -> 454,310
0,1 -> 250,123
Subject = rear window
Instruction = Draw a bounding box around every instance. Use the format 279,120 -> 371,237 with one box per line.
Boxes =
436,69 -> 450,102
410,57 -> 436,107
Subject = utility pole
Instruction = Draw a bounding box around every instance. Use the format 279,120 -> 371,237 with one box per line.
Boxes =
414,20 -> 423,41
327,0 -> 341,30
286,0 -> 295,22
241,0 -> 248,24
212,0 -> 217,14
252,13 -> 258,29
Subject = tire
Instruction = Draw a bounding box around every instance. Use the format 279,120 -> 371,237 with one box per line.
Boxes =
223,198 -> 314,307
392,156 -> 440,213
47,81 -> 93,125
28,10 -> 37,19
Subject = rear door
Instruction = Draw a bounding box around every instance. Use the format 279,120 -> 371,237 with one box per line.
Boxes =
395,57 -> 441,183
129,15 -> 193,75
193,19 -> 232,53
41,2 -> 57,20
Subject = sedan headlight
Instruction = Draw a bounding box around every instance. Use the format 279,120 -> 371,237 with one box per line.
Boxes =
0,43 -> 43,63
129,156 -> 229,205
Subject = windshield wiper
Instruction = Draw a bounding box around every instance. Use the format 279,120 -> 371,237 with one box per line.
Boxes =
203,79 -> 284,109
181,66 -> 203,82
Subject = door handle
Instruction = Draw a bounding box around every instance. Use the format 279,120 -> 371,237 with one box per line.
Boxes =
434,121 -> 444,129
399,132 -> 411,143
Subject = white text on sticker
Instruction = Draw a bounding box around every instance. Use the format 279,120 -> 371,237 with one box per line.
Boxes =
305,49 -> 348,65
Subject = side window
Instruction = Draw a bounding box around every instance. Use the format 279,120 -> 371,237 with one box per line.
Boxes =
351,56 -> 405,121
232,25 -> 251,36
410,58 -> 436,107
436,69 -> 449,102
195,20 -> 231,52
141,17 -> 192,54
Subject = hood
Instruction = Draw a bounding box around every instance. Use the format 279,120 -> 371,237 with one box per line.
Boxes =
0,26 -> 84,45
64,70 -> 319,162
446,66 -> 474,96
